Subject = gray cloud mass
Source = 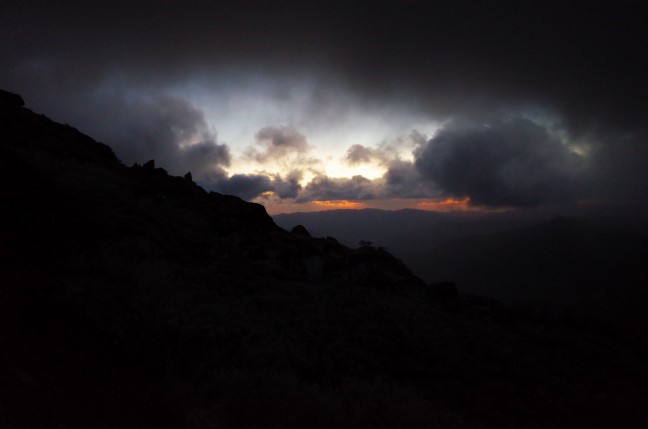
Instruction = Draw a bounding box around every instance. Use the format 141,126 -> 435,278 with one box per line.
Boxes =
298,175 -> 380,202
249,126 -> 311,163
92,95 -> 231,177
346,144 -> 377,165
414,117 -> 585,207
212,174 -> 274,201
1,0 -> 647,209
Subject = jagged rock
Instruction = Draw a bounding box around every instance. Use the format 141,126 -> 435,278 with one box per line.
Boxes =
210,193 -> 276,230
0,89 -> 25,108
0,92 -> 120,167
143,159 -> 155,169
291,224 -> 310,237
184,171 -> 193,182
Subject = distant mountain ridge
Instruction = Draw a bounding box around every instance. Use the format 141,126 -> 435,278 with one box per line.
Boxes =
276,209 -> 648,314
274,208 -> 540,278
3,89 -> 648,428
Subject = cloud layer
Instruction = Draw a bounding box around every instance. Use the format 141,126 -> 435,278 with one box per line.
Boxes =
2,1 -> 647,209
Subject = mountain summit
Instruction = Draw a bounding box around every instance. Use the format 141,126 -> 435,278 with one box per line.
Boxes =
2,90 -> 648,428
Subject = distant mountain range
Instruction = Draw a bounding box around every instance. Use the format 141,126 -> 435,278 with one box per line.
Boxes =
276,209 -> 648,315
274,208 -> 539,271
3,89 -> 648,428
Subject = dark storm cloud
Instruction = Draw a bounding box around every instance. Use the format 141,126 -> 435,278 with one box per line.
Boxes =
298,175 -> 380,202
384,160 -> 434,199
203,170 -> 303,201
271,170 -> 303,199
414,117 -> 585,207
90,95 -> 230,177
4,0 -> 645,126
212,174 -> 274,201
2,1 -> 647,206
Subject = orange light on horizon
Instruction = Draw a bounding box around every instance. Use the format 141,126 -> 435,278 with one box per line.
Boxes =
416,197 -> 471,211
312,200 -> 367,209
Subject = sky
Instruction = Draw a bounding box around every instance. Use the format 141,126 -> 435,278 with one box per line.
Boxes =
2,0 -> 647,214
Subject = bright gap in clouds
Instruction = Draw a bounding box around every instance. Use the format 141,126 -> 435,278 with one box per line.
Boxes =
113,76 -> 590,214
180,78 -> 439,181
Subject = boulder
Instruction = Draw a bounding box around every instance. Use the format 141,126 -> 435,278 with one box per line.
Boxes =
291,224 -> 311,237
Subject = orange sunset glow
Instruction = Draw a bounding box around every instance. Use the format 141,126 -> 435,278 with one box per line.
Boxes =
416,197 -> 471,211
312,200 -> 367,209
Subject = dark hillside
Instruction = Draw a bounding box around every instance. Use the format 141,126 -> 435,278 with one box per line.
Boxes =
275,209 -> 540,284
276,210 -> 648,320
2,90 -> 648,428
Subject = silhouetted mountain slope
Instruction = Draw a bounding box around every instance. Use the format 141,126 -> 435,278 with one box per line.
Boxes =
275,209 -> 539,278
3,90 -> 648,428
276,210 -> 648,315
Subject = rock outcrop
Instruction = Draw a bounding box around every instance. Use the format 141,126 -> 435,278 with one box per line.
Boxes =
0,89 -> 24,107
290,224 -> 311,237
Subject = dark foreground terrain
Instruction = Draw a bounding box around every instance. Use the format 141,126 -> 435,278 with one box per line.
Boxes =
2,89 -> 648,428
